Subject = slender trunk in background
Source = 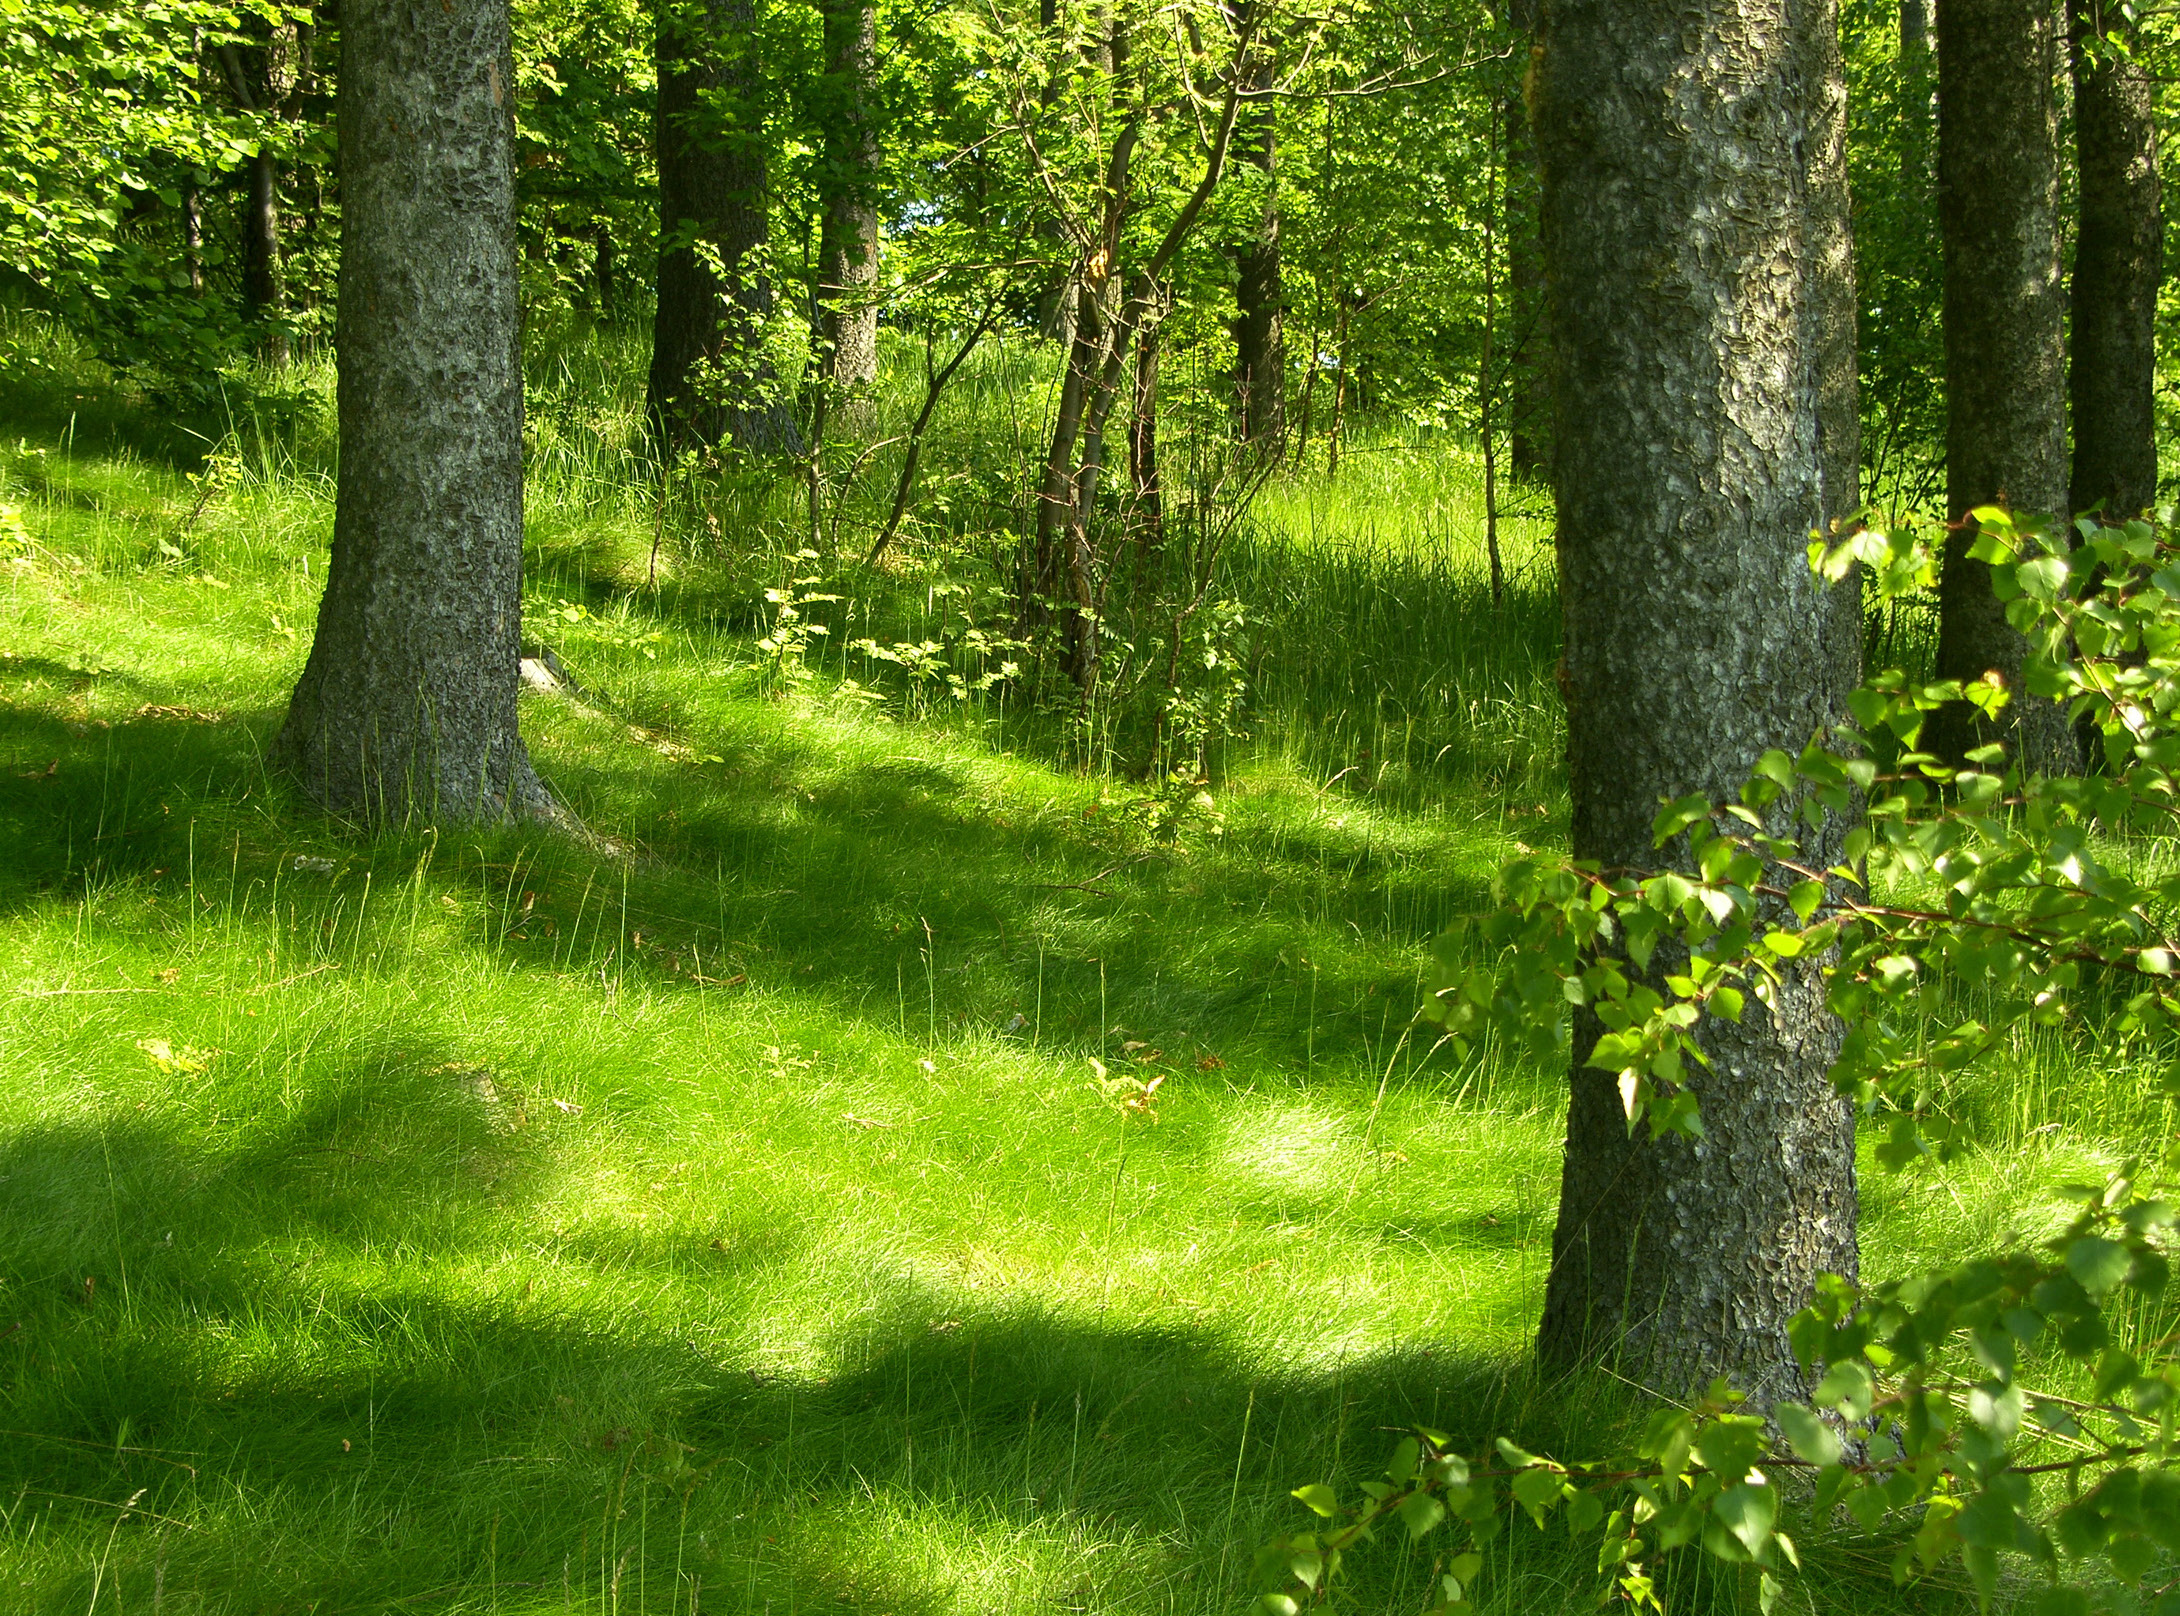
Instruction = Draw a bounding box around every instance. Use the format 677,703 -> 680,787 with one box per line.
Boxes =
184,179 -> 205,295
220,28 -> 299,362
593,223 -> 616,319
1534,0 -> 1858,1410
816,0 -> 882,401
1931,0 -> 2074,774
649,0 -> 799,456
1326,291 -> 1350,476
243,146 -> 282,347
1229,2 -> 1284,454
1130,312 -> 1165,551
1480,97 -> 1503,607
275,0 -> 553,826
1500,0 -> 1548,482
1811,0 -> 1863,683
1900,0 -> 1933,200
2068,0 -> 2161,519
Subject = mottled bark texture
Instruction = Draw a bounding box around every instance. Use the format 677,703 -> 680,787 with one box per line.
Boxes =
1930,0 -> 2076,774
1230,16 -> 1284,453
273,0 -> 552,825
2069,0 -> 2161,519
1534,0 -> 1858,1409
816,0 -> 881,398
649,0 -> 798,456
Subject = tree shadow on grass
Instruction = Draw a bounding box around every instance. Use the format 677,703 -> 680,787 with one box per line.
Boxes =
0,1081 -> 1850,1616
0,674 -> 1500,1092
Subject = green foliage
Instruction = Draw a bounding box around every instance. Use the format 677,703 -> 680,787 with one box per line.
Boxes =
1266,507 -> 2180,1611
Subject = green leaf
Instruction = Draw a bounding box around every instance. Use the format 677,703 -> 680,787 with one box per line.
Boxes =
1775,1403 -> 1841,1467
1653,793 -> 1713,844
2032,1590 -> 2091,1616
1399,1490 -> 1447,1539
1813,1359 -> 1875,1421
1288,1548 -> 1322,1590
1708,1479 -> 1778,1561
2067,1236 -> 2132,1298
1510,1465 -> 1564,1526
1387,1437 -> 1420,1484
1291,1484 -> 1337,1518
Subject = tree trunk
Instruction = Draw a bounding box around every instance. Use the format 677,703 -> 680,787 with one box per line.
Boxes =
2068,0 -> 2161,520
1930,0 -> 2075,774
242,147 -> 281,342
816,0 -> 881,400
1501,10 -> 1549,482
1533,0 -> 1858,1410
1130,312 -> 1165,551
648,0 -> 798,457
1811,0 -> 1863,682
274,0 -> 552,825
1229,10 -> 1283,454
1900,0 -> 1933,199
593,221 -> 616,319
184,178 -> 204,296
219,32 -> 291,362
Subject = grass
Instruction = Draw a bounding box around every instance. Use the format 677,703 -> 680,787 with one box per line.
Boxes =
0,319 -> 2142,1614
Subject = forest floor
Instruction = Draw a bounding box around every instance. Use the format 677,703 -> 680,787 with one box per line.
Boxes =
0,338 -> 2130,1613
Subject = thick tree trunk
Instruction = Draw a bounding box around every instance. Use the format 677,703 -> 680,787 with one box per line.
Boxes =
816,0 -> 881,399
1533,0 -> 1858,1410
1930,0 -> 2075,775
2068,0 -> 2161,519
274,0 -> 552,825
649,0 -> 798,457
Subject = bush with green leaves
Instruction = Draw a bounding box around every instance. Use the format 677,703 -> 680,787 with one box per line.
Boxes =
1260,507 -> 2180,1614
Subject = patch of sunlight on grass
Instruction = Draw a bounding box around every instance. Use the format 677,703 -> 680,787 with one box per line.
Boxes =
0,335 -> 2028,1614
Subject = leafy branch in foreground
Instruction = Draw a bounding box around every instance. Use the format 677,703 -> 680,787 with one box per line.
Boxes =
1261,507 -> 2180,1614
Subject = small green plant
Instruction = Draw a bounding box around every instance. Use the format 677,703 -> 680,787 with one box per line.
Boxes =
755,551 -> 841,694
847,578 -> 1025,717
540,598 -> 666,660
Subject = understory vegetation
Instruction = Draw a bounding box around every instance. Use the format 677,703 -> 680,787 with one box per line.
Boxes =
0,319 -> 2155,1614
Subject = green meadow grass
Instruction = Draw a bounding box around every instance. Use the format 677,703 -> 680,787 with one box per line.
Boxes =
0,324 -> 2138,1614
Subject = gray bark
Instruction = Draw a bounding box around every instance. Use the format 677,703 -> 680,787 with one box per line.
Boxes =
1533,0 -> 1858,1409
1930,0 -> 2075,775
274,0 -> 551,825
648,0 -> 799,456
2068,0 -> 2161,519
816,0 -> 881,398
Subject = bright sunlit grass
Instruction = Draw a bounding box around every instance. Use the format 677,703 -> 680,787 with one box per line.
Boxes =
0,324 -> 2103,1613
